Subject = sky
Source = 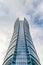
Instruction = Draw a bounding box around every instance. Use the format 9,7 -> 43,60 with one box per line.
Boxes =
0,0 -> 43,65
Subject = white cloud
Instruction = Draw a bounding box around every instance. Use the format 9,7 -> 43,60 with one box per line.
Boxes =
38,3 -> 43,13
0,2 -> 10,16
0,0 -> 43,65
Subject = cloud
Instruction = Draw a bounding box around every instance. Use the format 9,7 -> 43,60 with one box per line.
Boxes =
0,2 -> 10,16
0,0 -> 43,65
32,14 -> 43,27
1,0 -> 26,16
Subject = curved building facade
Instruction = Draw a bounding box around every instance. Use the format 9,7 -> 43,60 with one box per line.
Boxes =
2,18 -> 41,65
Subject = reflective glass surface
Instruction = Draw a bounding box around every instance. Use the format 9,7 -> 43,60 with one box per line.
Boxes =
2,18 -> 41,65
16,21 -> 27,65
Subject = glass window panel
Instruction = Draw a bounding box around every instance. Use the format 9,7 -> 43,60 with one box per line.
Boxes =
11,37 -> 17,44
8,41 -> 16,50
5,47 -> 15,61
27,40 -> 36,52
28,47 -> 39,61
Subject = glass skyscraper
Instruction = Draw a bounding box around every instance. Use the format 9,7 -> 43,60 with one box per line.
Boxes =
2,18 -> 41,65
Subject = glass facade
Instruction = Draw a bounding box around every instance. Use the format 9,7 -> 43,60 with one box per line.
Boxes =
2,18 -> 41,65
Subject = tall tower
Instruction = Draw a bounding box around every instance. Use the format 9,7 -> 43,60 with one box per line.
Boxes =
2,18 -> 41,65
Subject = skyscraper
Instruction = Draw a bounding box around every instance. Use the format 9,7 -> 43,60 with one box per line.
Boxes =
2,18 -> 41,65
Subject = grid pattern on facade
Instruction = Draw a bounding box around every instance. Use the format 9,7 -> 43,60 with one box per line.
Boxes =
2,18 -> 41,65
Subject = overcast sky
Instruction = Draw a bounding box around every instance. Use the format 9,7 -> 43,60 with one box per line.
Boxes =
0,0 -> 43,65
